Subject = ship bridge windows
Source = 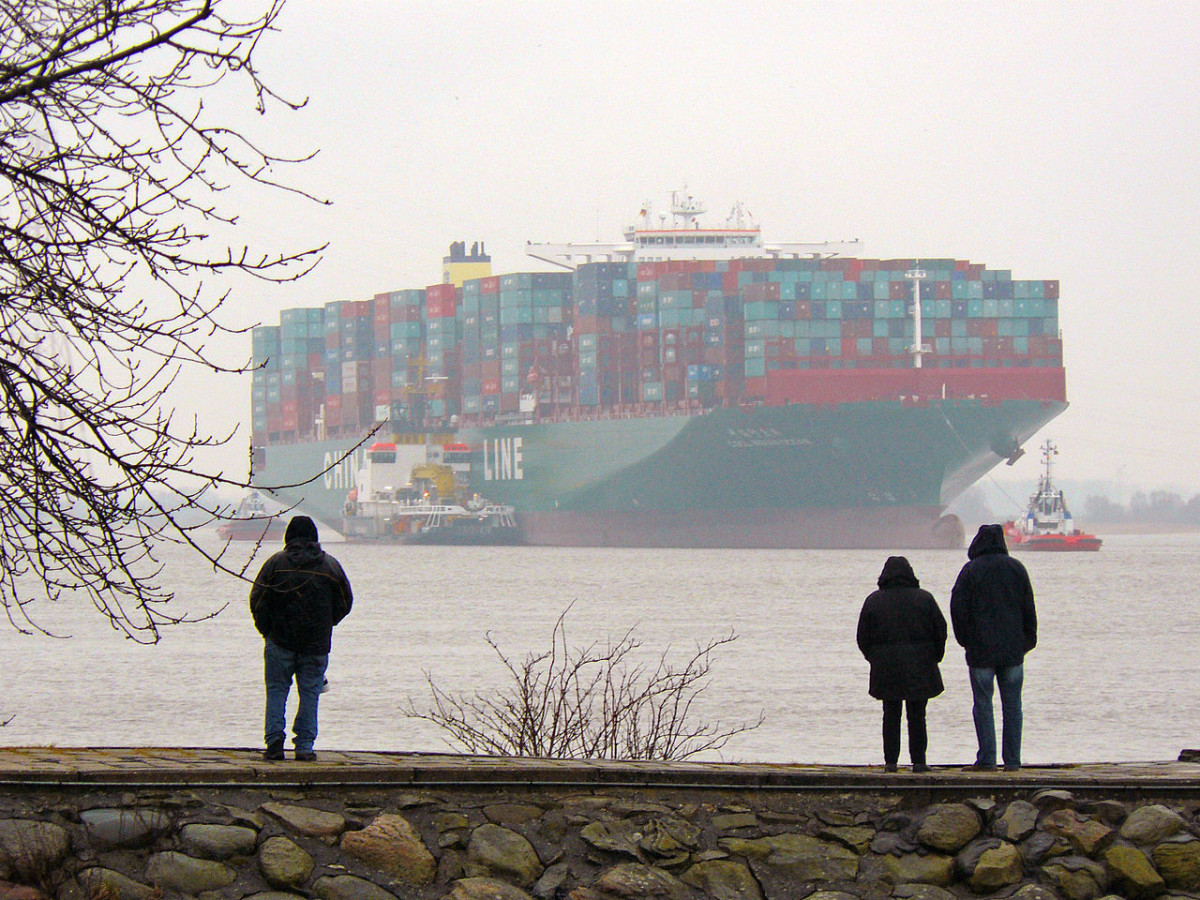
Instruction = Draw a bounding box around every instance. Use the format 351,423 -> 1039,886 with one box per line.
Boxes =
368,450 -> 397,464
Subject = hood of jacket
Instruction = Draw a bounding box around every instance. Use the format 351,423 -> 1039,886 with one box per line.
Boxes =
967,523 -> 1009,559
877,555 -> 920,589
284,540 -> 326,567
285,515 -> 319,544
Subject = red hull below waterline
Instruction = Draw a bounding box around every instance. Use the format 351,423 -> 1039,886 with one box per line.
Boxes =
517,506 -> 965,549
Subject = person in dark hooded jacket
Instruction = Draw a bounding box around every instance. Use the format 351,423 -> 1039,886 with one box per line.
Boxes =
250,515 -> 353,761
950,524 -> 1036,772
857,556 -> 947,772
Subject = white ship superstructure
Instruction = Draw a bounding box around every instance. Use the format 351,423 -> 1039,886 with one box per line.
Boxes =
526,190 -> 861,268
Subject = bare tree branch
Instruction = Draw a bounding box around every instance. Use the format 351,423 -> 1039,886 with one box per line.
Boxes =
0,0 -> 356,642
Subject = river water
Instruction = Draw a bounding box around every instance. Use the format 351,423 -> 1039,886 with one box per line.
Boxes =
2,532 -> 1196,765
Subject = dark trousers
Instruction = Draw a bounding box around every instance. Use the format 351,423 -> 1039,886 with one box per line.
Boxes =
882,698 -> 928,765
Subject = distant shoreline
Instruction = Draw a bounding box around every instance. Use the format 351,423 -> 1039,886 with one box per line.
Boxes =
1079,522 -> 1197,535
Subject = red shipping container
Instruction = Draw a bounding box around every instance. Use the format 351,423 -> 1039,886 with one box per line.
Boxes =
722,272 -> 740,294
746,282 -> 781,302
872,338 -> 890,356
1044,280 -> 1060,299
426,298 -> 457,319
427,283 -> 456,302
639,332 -> 658,348
935,320 -> 952,338
743,376 -> 768,399
935,281 -> 952,300
480,276 -> 500,294
841,338 -> 859,357
574,316 -> 613,334
482,379 -> 500,394
343,300 -> 370,318
765,339 -> 787,359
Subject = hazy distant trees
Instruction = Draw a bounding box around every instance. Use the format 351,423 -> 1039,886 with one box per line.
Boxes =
1084,491 -> 1200,528
0,0 -> 323,641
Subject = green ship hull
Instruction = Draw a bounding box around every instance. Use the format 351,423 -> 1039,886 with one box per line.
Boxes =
253,393 -> 1065,548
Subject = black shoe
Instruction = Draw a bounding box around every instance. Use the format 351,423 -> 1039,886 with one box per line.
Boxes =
884,763 -> 898,772
912,763 -> 931,773
961,763 -> 999,772
295,750 -> 317,762
263,740 -> 285,761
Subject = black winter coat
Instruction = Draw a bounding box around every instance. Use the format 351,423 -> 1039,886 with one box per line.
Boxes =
856,556 -> 947,701
950,524 -> 1037,668
250,539 -> 353,655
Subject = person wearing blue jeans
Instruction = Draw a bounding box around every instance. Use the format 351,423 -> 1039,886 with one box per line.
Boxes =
263,639 -> 329,759
968,663 -> 1024,770
250,516 -> 353,761
951,525 -> 1037,772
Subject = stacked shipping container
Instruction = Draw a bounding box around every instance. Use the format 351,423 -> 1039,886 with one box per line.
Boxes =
251,258 -> 1062,446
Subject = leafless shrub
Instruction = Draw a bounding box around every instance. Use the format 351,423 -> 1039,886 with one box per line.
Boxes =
0,820 -> 69,895
408,605 -> 764,761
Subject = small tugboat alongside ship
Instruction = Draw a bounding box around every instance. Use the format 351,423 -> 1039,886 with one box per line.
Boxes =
340,441 -> 518,544
1003,440 -> 1101,551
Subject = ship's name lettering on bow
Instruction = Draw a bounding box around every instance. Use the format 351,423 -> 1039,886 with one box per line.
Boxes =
483,437 -> 524,481
323,448 -> 363,492
725,427 -> 813,449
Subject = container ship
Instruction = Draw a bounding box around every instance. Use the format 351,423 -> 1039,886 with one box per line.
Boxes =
249,193 -> 1067,547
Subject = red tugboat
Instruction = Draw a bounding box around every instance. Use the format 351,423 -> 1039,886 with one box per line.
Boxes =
1003,440 -> 1101,551
216,491 -> 286,542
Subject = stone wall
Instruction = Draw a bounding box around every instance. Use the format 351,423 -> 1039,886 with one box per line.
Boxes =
1,782 -> 1199,900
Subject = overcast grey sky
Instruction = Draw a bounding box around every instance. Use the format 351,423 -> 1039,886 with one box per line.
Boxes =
194,1 -> 1200,502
